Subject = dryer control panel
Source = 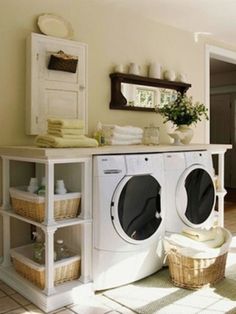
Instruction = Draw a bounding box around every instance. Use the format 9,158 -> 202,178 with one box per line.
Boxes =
125,155 -> 153,175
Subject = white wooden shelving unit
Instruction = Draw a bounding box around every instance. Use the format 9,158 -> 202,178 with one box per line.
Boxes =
0,144 -> 231,312
0,154 -> 93,312
208,146 -> 229,227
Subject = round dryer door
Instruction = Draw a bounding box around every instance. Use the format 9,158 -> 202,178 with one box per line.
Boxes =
176,165 -> 216,228
111,174 -> 163,244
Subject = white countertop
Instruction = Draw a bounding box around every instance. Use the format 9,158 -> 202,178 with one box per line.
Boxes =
0,144 -> 232,160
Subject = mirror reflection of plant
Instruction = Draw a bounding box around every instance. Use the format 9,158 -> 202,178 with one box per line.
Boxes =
156,92 -> 208,126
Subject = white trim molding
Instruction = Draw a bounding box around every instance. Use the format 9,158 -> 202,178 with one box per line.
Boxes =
205,44 -> 236,143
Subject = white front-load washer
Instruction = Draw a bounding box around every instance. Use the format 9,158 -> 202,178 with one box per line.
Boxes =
163,150 -> 216,234
93,153 -> 165,290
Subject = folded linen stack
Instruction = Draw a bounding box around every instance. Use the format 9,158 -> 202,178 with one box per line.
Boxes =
35,119 -> 98,148
103,124 -> 143,145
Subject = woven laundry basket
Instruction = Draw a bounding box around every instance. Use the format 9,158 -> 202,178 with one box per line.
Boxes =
11,244 -> 80,289
9,187 -> 81,223
165,228 -> 232,290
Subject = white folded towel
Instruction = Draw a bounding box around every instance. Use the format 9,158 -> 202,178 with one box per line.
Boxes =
102,124 -> 143,136
109,138 -> 142,145
167,228 -> 225,250
113,125 -> 143,135
112,132 -> 143,141
182,227 -> 217,242
164,227 -> 229,259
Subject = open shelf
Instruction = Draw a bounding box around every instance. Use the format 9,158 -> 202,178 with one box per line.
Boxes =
0,208 -> 92,228
0,265 -> 92,312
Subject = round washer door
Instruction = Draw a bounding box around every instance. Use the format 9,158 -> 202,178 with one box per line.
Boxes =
111,174 -> 163,244
176,165 -> 216,228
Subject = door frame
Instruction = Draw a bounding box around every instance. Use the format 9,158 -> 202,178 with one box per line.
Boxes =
205,45 -> 236,143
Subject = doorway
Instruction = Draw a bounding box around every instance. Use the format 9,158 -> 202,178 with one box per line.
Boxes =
206,45 -> 236,233
210,60 -> 236,188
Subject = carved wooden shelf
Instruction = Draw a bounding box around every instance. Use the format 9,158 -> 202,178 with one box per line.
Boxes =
109,72 -> 192,112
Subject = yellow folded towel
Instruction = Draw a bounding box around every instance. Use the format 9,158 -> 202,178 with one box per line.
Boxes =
48,128 -> 85,137
48,118 -> 85,129
182,227 -> 216,242
35,134 -> 98,148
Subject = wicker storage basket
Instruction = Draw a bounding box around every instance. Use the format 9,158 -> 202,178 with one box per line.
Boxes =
9,187 -> 81,223
11,244 -> 80,289
165,228 -> 232,290
167,250 -> 227,290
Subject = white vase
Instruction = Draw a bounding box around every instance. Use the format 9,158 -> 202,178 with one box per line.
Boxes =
176,124 -> 193,144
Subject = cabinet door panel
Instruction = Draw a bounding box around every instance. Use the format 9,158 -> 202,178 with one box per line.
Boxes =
26,33 -> 87,135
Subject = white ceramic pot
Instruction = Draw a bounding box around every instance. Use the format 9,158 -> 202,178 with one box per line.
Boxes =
176,124 -> 194,144
163,70 -> 176,81
129,63 -> 140,75
176,72 -> 187,83
114,64 -> 125,73
27,177 -> 39,193
148,63 -> 161,79
55,180 -> 67,194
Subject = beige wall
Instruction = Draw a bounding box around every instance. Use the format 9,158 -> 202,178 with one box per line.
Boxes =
0,0 -> 213,145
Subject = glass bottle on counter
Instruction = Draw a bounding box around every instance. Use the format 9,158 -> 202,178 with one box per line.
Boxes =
37,177 -> 46,196
33,232 -> 44,264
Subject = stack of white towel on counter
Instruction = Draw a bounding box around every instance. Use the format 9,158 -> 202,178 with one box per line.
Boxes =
35,119 -> 98,148
102,124 -> 143,145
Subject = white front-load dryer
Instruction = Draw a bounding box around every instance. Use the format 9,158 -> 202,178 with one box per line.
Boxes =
93,153 -> 165,290
163,151 -> 216,234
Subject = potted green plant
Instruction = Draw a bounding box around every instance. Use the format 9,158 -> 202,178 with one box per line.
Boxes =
156,92 -> 208,144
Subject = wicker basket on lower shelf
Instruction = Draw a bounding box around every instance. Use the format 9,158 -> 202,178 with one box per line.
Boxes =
11,244 -> 80,289
9,187 -> 81,222
165,227 -> 232,290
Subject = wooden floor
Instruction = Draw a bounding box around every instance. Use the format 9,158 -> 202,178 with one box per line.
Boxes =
224,188 -> 236,233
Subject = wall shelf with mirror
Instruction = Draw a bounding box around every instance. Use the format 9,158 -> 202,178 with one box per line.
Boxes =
109,72 -> 191,112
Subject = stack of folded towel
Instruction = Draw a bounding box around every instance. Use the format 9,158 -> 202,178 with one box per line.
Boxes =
102,124 -> 143,145
35,119 -> 98,148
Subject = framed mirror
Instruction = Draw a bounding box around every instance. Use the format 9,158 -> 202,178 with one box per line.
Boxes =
109,73 -> 191,112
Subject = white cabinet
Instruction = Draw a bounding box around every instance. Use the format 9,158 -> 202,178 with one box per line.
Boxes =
0,153 -> 93,312
26,33 -> 88,135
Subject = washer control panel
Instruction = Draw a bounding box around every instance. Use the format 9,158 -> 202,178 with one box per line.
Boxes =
93,155 -> 126,176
